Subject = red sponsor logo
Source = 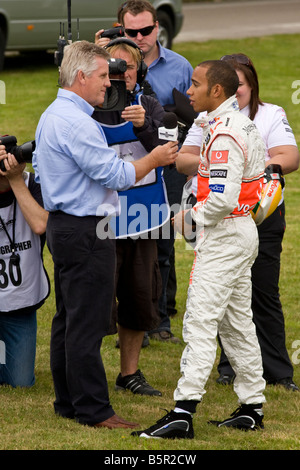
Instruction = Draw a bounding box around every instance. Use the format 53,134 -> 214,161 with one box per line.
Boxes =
266,180 -> 279,197
211,150 -> 229,164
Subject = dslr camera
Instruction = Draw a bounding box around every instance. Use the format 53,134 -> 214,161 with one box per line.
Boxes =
0,135 -> 35,172
100,26 -> 124,40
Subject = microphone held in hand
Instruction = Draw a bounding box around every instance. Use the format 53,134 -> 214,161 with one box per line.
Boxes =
158,112 -> 178,142
158,112 -> 178,169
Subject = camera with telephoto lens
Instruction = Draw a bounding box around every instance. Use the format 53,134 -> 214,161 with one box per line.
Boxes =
0,135 -> 35,172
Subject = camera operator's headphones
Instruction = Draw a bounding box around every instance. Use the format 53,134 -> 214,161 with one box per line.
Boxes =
104,37 -> 148,85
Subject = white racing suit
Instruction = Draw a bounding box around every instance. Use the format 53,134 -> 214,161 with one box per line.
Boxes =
174,96 -> 267,405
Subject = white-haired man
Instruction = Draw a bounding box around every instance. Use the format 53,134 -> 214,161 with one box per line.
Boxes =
33,40 -> 177,429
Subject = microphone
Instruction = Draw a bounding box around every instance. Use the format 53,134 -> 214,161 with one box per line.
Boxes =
158,112 -> 178,169
158,112 -> 178,142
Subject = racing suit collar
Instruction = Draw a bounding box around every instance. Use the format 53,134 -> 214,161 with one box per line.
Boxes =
194,95 -> 239,130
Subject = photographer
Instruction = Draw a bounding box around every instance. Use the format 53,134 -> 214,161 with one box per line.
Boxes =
0,145 -> 49,387
93,38 -> 168,397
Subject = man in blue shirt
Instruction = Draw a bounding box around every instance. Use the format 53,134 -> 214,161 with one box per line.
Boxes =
33,40 -> 177,430
96,2 -> 193,107
95,0 -> 193,344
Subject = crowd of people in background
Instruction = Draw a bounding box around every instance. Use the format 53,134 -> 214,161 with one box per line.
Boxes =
0,1 -> 299,439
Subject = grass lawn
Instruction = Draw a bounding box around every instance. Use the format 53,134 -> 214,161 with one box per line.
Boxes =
0,34 -> 300,452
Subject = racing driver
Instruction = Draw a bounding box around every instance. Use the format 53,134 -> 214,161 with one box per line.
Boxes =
131,60 -> 266,439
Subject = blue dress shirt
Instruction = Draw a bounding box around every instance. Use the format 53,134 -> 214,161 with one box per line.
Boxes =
146,42 -> 193,106
32,89 -> 136,217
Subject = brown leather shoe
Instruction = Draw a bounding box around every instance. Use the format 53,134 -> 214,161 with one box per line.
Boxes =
94,414 -> 139,429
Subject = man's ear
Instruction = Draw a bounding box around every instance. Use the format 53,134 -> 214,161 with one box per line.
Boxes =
212,83 -> 223,98
77,70 -> 86,85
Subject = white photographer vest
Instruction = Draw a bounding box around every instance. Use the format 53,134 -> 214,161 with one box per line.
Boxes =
0,173 -> 49,312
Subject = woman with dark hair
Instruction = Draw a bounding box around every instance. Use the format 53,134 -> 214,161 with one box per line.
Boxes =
221,54 -> 262,120
217,53 -> 299,391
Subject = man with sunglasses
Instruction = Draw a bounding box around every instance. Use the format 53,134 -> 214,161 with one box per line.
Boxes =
96,0 -> 193,345
96,1 -> 193,107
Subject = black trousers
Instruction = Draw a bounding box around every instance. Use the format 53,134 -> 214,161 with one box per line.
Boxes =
113,238 -> 161,331
47,211 -> 116,425
218,203 -> 294,382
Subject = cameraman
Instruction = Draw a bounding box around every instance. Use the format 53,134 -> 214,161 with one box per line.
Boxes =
96,0 -> 194,343
93,38 -> 168,397
0,146 -> 49,387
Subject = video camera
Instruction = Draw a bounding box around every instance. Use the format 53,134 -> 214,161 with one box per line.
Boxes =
108,57 -> 127,75
0,136 -> 35,172
102,57 -> 127,111
100,29 -> 129,111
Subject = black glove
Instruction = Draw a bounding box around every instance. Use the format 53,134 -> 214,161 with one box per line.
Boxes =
264,164 -> 285,189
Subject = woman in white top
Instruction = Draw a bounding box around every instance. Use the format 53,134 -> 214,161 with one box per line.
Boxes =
177,53 -> 299,391
218,54 -> 299,390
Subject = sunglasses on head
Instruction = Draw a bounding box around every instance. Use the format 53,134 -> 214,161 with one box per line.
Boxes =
220,54 -> 252,67
125,24 -> 156,38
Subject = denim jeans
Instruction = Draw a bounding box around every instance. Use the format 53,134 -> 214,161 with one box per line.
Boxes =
0,309 -> 37,387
